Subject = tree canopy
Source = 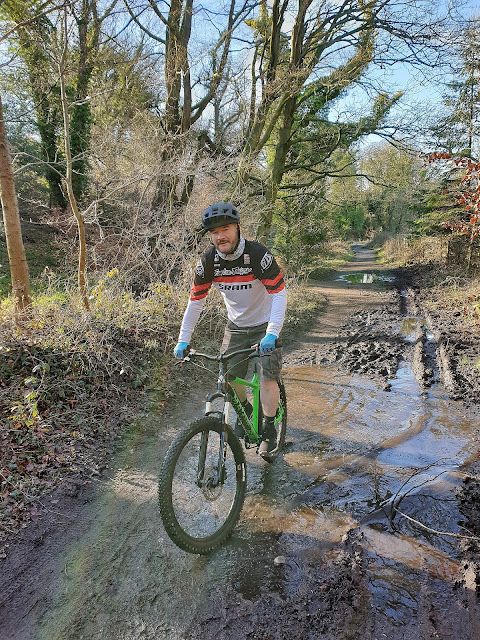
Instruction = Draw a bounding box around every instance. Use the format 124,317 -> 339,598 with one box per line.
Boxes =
0,0 -> 477,294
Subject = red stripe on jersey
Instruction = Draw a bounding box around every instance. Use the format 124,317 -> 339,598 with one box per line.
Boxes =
190,290 -> 209,301
266,282 -> 285,294
191,282 -> 212,293
261,273 -> 283,287
213,274 -> 256,283
190,282 -> 211,301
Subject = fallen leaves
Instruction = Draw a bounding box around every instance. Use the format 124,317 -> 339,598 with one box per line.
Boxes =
0,341 -> 145,555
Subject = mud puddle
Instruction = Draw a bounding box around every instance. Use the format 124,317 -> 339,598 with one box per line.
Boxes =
186,346 -> 480,639
336,272 -> 395,285
283,359 -> 474,586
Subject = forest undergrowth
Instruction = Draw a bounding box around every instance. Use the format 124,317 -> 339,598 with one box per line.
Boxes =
0,272 -> 322,557
381,234 -> 480,400
382,234 -> 480,333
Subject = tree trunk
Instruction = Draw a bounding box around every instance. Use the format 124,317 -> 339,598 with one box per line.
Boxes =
257,96 -> 297,243
151,0 -> 193,213
12,18 -> 67,211
59,20 -> 90,310
70,0 -> 101,203
0,94 -> 32,316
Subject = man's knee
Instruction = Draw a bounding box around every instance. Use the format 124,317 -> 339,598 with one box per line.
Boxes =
230,380 -> 247,402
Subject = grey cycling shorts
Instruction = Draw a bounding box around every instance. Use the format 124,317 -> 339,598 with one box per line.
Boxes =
220,321 -> 282,382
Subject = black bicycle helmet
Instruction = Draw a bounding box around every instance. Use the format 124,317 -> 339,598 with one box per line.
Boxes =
201,202 -> 240,231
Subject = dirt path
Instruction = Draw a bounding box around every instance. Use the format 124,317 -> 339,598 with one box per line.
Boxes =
1,247 -> 480,640
284,245 -> 396,362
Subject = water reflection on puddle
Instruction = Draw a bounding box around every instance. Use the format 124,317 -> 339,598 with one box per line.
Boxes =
244,359 -> 478,623
399,317 -> 419,342
336,272 -> 395,284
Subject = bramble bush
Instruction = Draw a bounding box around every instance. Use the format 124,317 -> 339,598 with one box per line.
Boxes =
0,269 -> 186,551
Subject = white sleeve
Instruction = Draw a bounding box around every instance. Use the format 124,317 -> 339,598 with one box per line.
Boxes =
266,288 -> 287,337
178,298 -> 206,343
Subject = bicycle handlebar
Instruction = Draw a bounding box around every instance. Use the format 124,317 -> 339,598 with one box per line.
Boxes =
184,345 -> 262,363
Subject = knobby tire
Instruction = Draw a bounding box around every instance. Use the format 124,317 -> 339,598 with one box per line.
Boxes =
275,379 -> 287,452
158,416 -> 246,554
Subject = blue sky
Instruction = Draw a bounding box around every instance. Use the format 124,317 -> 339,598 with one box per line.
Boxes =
334,0 -> 480,150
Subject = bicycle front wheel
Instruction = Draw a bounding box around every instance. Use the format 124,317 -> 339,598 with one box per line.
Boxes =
158,416 -> 247,554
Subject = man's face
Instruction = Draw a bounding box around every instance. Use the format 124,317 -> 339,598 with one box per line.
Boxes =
209,223 -> 239,254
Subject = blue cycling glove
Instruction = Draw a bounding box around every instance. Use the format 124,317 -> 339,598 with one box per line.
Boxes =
174,341 -> 189,359
259,333 -> 277,354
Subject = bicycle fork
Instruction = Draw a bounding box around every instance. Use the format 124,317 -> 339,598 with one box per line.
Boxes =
196,392 -> 230,489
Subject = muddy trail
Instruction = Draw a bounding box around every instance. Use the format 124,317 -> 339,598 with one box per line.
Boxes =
1,246 -> 480,640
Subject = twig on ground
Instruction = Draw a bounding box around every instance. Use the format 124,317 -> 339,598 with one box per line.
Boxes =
392,507 -> 480,542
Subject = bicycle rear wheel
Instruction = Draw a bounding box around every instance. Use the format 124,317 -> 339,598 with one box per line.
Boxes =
158,416 -> 246,554
274,378 -> 287,452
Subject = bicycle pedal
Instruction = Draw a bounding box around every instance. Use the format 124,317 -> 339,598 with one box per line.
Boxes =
259,449 -> 276,462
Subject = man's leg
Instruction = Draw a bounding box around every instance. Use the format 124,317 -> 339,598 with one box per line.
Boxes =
220,322 -> 253,435
230,380 -> 247,403
257,347 -> 282,457
260,379 -> 280,417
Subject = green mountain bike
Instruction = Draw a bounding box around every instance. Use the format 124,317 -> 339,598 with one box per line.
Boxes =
158,346 -> 287,554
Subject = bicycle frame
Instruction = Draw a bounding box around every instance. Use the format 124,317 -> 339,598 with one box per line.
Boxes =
226,373 -> 262,445
228,372 -> 285,447
200,348 -> 262,445
201,349 -> 284,446
185,346 -> 284,486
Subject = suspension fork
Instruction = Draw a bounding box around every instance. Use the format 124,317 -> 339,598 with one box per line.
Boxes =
196,431 -> 208,486
196,429 -> 228,487
196,387 -> 231,488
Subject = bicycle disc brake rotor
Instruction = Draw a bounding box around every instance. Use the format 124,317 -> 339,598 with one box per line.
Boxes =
201,466 -> 224,501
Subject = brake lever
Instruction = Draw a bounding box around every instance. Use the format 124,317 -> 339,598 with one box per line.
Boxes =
175,347 -> 196,365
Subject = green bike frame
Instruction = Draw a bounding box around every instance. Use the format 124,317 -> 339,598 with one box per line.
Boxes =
230,373 -> 262,445
199,346 -> 284,449
211,371 -> 284,448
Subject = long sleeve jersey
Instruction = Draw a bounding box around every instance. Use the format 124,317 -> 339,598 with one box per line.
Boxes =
178,238 -> 287,344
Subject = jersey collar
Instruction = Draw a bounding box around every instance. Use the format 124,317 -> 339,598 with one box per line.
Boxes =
216,234 -> 245,261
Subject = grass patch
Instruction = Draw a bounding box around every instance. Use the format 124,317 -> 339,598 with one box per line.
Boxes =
308,240 -> 355,280
369,234 -> 449,268
282,278 -> 326,340
420,272 -> 480,334
0,220 -> 61,297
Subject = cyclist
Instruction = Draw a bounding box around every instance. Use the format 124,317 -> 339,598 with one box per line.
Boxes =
174,202 -> 287,457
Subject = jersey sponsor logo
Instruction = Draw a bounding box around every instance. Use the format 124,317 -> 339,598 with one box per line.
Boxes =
214,266 -> 252,277
217,282 -> 253,292
195,260 -> 204,278
244,254 -> 250,264
260,252 -> 273,271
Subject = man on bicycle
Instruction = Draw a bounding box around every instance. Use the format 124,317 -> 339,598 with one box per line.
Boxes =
174,202 -> 287,457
